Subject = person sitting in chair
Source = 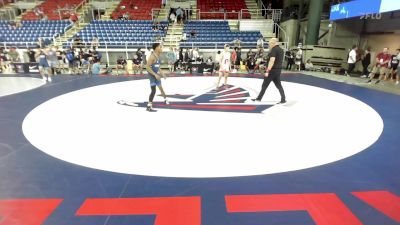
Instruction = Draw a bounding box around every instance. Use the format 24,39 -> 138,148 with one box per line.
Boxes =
116,55 -> 128,75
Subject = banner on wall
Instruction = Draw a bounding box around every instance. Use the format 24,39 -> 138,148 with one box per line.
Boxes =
330,0 -> 400,21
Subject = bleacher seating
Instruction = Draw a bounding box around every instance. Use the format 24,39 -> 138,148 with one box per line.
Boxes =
181,21 -> 261,49
68,20 -> 168,48
0,20 -> 71,48
111,0 -> 161,20
198,0 -> 250,19
22,0 -> 84,20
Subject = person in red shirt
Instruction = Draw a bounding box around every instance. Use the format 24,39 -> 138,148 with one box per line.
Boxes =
69,11 -> 78,23
367,47 -> 391,84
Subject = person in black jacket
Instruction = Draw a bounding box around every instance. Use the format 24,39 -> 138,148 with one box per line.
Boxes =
252,38 -> 286,104
27,48 -> 36,63
361,48 -> 371,78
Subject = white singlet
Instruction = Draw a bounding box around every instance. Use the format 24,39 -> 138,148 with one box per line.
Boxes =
219,51 -> 231,72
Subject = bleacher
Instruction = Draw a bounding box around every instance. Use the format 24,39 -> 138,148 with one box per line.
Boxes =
69,20 -> 168,48
111,0 -> 161,20
181,21 -> 261,49
0,20 -> 71,48
198,0 -> 250,19
22,0 -> 84,20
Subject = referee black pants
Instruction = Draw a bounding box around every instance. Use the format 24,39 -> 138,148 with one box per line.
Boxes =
256,69 -> 286,102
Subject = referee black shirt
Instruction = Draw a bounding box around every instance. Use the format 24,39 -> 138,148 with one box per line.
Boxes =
268,45 -> 284,70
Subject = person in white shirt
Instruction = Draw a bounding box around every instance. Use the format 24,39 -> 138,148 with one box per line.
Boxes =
295,47 -> 302,71
216,44 -> 231,89
257,36 -> 264,49
192,47 -> 199,60
305,59 -> 314,71
345,45 -> 358,76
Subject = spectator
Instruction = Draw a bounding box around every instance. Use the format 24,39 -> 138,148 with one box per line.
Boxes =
182,32 -> 187,41
182,48 -> 189,69
295,47 -> 303,71
396,49 -> 400,85
132,54 -> 142,74
37,37 -> 44,49
186,48 -> 193,62
72,35 -> 83,49
160,24 -> 166,31
81,48 -> 91,74
206,56 -> 213,64
0,48 -> 8,73
116,55 -> 128,75
69,11 -> 78,23
135,48 -> 144,65
231,47 -> 238,72
8,47 -> 20,63
305,59 -> 314,71
9,20 -> 17,29
73,48 -> 82,74
27,48 -> 36,63
285,50 -> 294,70
91,37 -> 99,49
192,47 -> 199,61
246,55 -> 256,74
345,45 -> 358,76
41,14 -> 48,21
257,36 -> 264,49
190,29 -> 197,38
247,49 -> 255,59
232,37 -> 242,48
34,7 -> 44,19
57,48 -> 67,74
173,47 -> 179,71
169,12 -> 176,24
256,47 -> 264,59
92,59 -> 101,75
197,55 -> 204,63
161,0 -> 167,8
367,47 -> 391,84
65,49 -> 77,74
188,6 -> 193,20
387,49 -> 399,81
122,12 -> 130,20
92,48 -> 102,62
361,48 -> 371,78
166,47 -> 176,72
176,7 -> 183,24
235,48 -> 241,71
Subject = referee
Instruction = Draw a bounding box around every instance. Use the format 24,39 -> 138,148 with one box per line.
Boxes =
252,38 -> 286,104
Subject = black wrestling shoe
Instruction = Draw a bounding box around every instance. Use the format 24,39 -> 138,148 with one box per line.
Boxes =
146,106 -> 157,112
277,100 -> 287,104
251,98 -> 261,102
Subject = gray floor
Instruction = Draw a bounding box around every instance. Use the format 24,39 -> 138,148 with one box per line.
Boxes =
289,70 -> 400,96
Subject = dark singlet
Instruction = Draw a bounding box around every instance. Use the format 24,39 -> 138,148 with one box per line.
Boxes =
150,53 -> 161,74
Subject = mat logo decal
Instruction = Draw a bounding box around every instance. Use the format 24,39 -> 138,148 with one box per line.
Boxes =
134,85 -> 273,113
